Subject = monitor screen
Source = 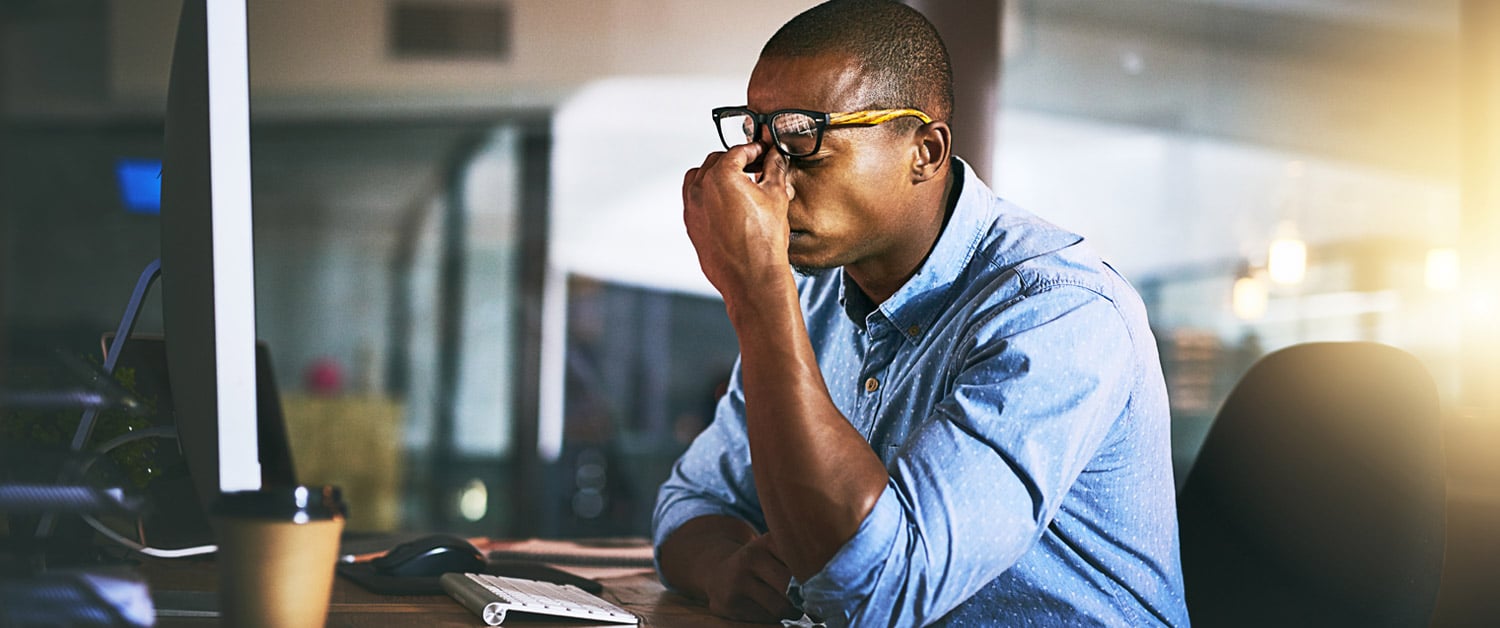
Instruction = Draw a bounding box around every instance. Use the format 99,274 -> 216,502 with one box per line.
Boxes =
114,158 -> 163,215
160,0 -> 263,506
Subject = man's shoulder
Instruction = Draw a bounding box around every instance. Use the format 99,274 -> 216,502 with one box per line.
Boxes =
947,165 -> 1118,300
969,199 -> 1123,303
960,198 -> 1160,354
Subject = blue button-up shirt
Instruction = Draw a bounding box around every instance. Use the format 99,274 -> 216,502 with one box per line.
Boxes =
653,159 -> 1189,626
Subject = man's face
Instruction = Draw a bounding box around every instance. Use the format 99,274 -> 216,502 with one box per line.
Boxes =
746,54 -> 925,273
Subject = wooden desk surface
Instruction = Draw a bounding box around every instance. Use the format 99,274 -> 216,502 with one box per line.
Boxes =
140,556 -> 764,627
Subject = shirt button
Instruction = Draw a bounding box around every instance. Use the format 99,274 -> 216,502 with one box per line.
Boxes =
864,377 -> 880,393
907,324 -> 921,337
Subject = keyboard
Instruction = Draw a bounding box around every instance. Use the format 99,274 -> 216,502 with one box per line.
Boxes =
440,572 -> 639,626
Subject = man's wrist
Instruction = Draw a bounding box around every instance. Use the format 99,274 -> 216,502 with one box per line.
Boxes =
722,271 -> 800,332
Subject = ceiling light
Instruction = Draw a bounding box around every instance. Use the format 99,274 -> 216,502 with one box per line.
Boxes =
1267,238 -> 1307,285
1233,273 -> 1269,320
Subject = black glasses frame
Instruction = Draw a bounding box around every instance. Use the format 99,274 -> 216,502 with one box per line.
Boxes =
711,106 -> 937,158
711,106 -> 833,158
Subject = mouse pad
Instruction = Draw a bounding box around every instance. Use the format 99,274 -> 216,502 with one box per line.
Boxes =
337,560 -> 604,595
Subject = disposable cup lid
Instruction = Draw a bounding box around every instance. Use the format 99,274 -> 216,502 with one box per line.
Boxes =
212,485 -> 346,521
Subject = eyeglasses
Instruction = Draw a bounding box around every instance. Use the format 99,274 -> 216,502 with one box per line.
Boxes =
711,106 -> 934,158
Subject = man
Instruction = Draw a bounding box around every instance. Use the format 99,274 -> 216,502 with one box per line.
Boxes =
653,1 -> 1189,625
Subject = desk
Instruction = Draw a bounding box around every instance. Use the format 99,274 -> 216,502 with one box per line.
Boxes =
140,556 -> 761,627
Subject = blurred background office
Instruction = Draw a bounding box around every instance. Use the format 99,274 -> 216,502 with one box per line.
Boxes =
1,0 -> 1496,618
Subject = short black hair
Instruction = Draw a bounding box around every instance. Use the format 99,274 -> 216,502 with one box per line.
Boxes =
761,0 -> 954,124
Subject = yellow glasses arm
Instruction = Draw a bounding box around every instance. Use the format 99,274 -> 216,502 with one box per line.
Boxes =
828,108 -> 934,126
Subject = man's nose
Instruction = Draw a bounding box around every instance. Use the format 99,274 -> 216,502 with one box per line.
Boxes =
756,123 -> 776,147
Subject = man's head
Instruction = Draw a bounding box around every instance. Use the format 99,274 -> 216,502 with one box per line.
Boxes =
761,0 -> 953,126
741,0 -> 955,284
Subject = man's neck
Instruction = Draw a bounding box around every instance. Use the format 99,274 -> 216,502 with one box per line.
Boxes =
844,166 -> 960,306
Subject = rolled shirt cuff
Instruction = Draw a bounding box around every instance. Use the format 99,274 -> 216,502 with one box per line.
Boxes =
798,484 -> 903,626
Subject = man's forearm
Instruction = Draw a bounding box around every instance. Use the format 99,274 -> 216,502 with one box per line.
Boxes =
726,272 -> 890,580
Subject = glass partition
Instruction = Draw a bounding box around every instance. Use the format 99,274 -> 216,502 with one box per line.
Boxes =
996,0 -> 1466,480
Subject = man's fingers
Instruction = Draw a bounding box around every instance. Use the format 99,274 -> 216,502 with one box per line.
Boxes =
748,548 -> 791,593
758,149 -> 794,200
745,535 -> 795,617
684,149 -> 727,194
708,573 -> 793,623
683,166 -> 700,211
742,579 -> 800,621
716,141 -> 765,175
703,539 -> 801,624
682,149 -> 724,216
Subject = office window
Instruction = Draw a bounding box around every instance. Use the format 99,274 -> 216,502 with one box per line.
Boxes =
994,1 -> 1465,479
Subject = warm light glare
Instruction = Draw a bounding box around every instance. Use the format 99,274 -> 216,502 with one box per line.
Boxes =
1233,275 -> 1269,320
1425,248 -> 1461,292
459,478 -> 488,522
1469,291 -> 1497,318
1268,238 -> 1307,285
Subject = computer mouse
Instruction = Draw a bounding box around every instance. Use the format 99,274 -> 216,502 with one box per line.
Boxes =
371,534 -> 486,578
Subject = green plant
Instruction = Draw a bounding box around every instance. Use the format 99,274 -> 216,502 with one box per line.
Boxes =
0,362 -> 162,489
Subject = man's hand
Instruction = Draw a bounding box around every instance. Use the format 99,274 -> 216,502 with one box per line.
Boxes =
659,515 -> 800,623
682,141 -> 796,302
701,533 -> 799,622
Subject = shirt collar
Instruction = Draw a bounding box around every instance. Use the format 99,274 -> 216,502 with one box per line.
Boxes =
837,157 -> 991,339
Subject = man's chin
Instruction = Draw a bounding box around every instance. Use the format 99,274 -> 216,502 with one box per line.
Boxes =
791,264 -> 820,277
788,255 -> 835,277
786,250 -> 834,277
787,236 -> 836,276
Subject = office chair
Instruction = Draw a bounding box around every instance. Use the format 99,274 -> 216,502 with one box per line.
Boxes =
1176,342 -> 1446,627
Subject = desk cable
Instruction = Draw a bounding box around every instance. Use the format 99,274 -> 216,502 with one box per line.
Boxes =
77,426 -> 218,559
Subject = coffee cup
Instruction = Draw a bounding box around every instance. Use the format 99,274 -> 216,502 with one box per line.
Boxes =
213,485 -> 346,628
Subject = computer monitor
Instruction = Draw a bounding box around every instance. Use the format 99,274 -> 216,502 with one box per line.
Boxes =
159,0 -> 264,510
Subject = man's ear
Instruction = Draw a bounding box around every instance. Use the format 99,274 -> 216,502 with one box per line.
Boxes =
910,121 -> 951,182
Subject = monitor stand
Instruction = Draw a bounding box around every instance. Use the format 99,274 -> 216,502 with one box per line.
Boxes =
34,260 -> 161,539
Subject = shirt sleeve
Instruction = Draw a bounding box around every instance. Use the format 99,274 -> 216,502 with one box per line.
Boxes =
799,284 -> 1138,626
650,358 -> 766,589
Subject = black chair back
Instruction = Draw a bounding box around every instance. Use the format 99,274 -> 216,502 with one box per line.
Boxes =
1177,342 -> 1445,627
